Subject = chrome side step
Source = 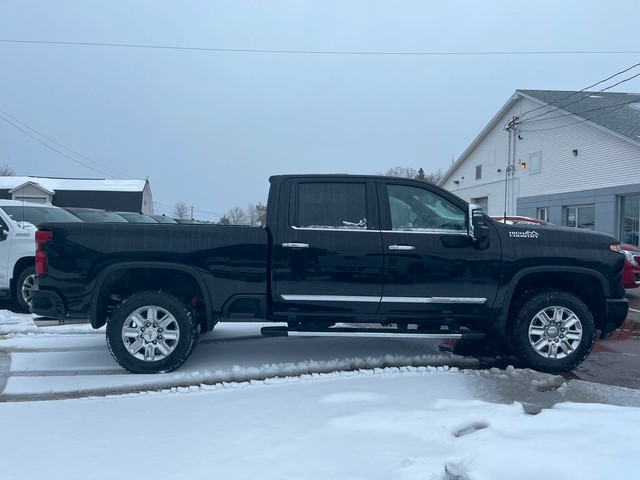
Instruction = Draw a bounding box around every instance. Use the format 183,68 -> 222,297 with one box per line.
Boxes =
33,317 -> 90,327
261,326 -> 485,340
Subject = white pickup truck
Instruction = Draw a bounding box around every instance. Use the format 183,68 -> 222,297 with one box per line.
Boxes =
0,200 -> 80,311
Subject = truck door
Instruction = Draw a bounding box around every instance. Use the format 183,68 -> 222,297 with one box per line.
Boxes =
377,180 -> 501,319
272,178 -> 383,320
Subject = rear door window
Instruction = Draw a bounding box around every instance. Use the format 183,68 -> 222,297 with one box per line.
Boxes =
295,182 -> 368,229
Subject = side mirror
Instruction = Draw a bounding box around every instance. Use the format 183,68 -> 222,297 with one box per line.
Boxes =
468,205 -> 490,250
0,229 -> 7,241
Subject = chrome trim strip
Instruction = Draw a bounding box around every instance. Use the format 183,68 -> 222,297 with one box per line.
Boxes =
381,297 -> 487,304
281,294 -> 381,302
381,230 -> 469,236
281,295 -> 486,305
289,331 -> 463,339
291,226 -> 381,232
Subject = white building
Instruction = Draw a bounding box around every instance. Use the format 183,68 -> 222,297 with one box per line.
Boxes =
440,89 -> 640,245
0,176 -> 154,214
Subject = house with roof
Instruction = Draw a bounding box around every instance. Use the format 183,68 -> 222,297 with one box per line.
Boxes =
0,176 -> 154,214
440,89 -> 640,245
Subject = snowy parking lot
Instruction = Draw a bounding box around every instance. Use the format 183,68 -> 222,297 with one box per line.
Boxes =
1,306 -> 640,479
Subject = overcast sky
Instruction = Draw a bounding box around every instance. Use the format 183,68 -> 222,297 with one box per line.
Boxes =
0,1 -> 639,221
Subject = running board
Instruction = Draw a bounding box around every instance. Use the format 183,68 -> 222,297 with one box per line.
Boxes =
261,326 -> 485,340
33,317 -> 90,327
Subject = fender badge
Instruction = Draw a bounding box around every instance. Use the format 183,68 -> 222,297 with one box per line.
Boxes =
509,231 -> 539,238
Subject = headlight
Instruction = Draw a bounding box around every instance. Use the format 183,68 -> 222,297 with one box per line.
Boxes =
622,249 -> 640,266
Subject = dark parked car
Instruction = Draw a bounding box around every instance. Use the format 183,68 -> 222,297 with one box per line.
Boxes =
115,212 -> 158,223
64,207 -> 128,223
149,215 -> 179,224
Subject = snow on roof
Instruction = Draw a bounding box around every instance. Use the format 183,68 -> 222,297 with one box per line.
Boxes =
0,176 -> 147,192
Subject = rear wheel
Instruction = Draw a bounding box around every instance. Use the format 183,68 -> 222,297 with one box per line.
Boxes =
106,290 -> 200,374
510,289 -> 595,373
15,266 -> 36,312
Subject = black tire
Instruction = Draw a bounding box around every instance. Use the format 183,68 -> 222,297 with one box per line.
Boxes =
106,290 -> 200,374
510,289 -> 595,373
14,266 -> 36,312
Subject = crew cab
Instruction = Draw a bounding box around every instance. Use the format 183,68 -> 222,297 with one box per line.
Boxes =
31,175 -> 628,374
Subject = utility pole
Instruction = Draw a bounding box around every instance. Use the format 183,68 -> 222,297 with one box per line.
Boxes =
191,206 -> 194,220
503,116 -> 520,221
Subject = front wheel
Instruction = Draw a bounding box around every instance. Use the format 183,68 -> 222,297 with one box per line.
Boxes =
106,290 -> 200,374
510,289 -> 596,373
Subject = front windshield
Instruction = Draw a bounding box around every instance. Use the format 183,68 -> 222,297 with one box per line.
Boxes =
1,205 -> 82,227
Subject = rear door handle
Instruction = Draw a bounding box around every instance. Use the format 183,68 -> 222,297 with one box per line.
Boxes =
282,242 -> 309,248
389,244 -> 415,251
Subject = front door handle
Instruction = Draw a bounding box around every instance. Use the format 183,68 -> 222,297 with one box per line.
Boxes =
282,242 -> 310,248
389,244 -> 415,251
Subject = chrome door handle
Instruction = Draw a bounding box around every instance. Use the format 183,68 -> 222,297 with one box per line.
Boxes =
282,242 -> 309,248
389,244 -> 415,251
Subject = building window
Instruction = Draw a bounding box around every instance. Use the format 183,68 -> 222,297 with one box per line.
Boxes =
529,150 -> 541,174
475,165 -> 482,180
537,208 -> 549,222
564,205 -> 595,230
471,196 -> 489,212
620,195 -> 640,246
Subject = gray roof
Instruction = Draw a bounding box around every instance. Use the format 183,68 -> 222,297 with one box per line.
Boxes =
518,89 -> 640,142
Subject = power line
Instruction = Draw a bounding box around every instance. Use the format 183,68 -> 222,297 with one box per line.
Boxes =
0,111 -> 127,178
0,107 -> 132,179
518,61 -> 640,120
1,39 -> 640,56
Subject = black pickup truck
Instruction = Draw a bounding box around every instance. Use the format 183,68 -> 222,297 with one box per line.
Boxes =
32,174 -> 628,374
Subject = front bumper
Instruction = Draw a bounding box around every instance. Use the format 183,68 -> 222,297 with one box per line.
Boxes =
31,287 -> 67,319
600,298 -> 629,338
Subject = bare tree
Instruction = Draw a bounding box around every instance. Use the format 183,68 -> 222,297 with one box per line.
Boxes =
173,201 -> 189,219
383,166 -> 418,178
0,162 -> 15,176
247,203 -> 259,226
255,202 -> 267,226
246,202 -> 268,226
423,168 -> 443,184
227,206 -> 248,225
383,166 -> 444,184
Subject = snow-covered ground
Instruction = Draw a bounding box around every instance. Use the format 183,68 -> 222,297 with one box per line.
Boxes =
1,309 -> 640,479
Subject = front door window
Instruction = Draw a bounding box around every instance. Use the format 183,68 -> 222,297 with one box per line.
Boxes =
387,184 -> 466,232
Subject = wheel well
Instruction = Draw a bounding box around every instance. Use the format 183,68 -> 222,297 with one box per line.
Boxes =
507,272 -> 606,331
11,257 -> 35,292
93,267 -> 210,331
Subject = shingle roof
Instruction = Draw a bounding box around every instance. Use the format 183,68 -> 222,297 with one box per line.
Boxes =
518,89 -> 640,142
